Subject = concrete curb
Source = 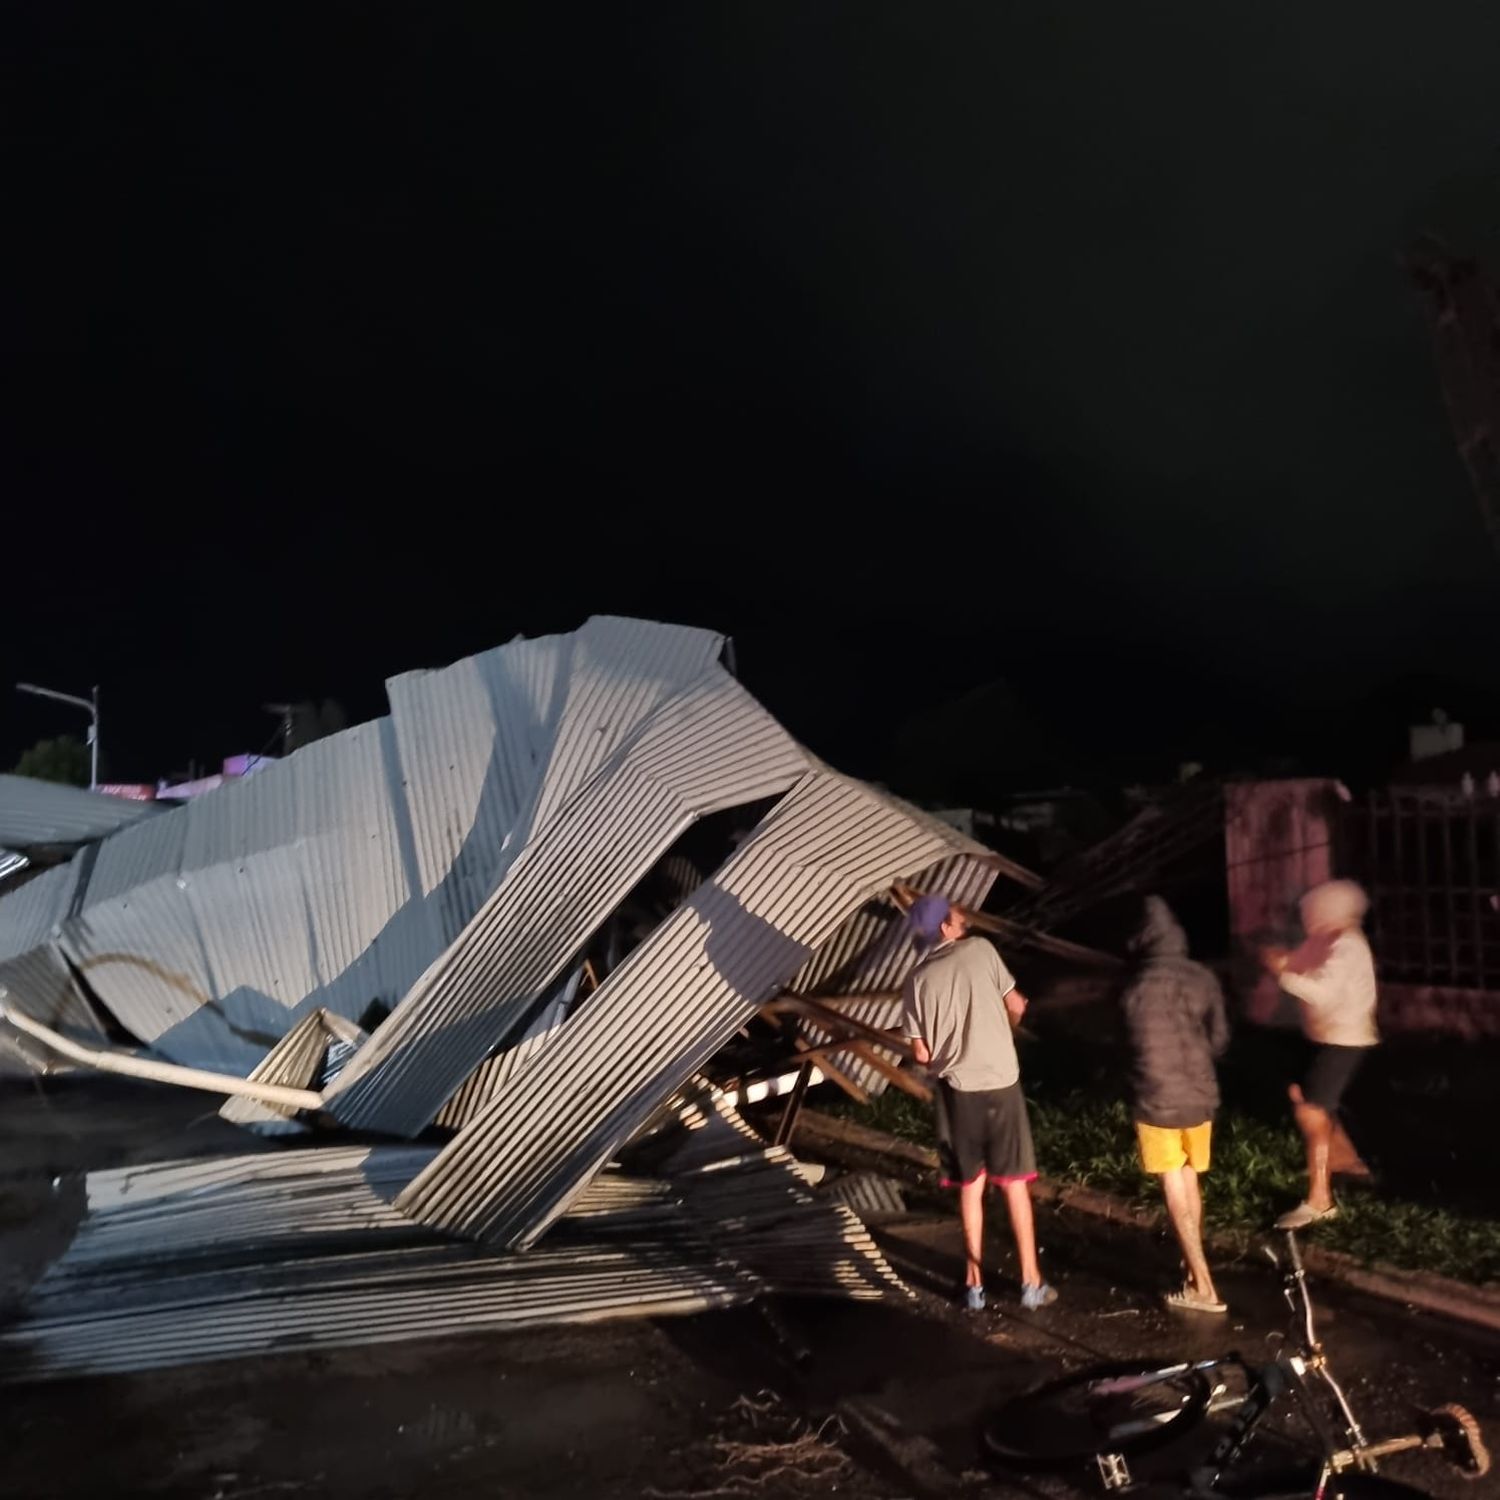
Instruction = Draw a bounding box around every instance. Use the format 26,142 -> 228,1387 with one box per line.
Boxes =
795,1108 -> 1500,1337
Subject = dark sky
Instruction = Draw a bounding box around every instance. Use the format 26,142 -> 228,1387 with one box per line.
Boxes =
8,6 -> 1500,790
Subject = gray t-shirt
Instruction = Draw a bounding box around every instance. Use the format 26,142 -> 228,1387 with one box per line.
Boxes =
901,935 -> 1020,1092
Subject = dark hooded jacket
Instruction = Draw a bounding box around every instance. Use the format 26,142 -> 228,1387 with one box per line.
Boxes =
1121,897 -> 1230,1129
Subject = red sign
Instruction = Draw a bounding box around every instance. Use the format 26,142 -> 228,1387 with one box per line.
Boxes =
96,784 -> 157,802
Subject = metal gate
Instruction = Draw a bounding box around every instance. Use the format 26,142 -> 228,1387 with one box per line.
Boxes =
1339,789 -> 1500,990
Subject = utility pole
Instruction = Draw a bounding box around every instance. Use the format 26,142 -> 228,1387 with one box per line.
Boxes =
15,682 -> 100,790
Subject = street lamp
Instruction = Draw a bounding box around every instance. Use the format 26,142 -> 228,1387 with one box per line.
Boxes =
15,682 -> 100,791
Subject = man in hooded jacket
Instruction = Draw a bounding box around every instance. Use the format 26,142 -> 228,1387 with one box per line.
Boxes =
1122,895 -> 1231,1313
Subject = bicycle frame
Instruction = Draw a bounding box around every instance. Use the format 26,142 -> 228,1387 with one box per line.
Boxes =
991,1230 -> 1486,1495
1087,1235 -> 1386,1493
1185,1234 -> 1386,1495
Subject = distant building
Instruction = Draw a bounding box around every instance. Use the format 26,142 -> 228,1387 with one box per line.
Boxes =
155,753 -> 277,803
1388,744 -> 1500,794
1409,710 -> 1464,763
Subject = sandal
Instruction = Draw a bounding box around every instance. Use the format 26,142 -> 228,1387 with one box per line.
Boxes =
1274,1201 -> 1339,1230
1164,1285 -> 1227,1315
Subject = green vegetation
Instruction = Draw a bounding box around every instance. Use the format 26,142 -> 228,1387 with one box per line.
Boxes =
13,734 -> 89,787
829,1076 -> 1500,1287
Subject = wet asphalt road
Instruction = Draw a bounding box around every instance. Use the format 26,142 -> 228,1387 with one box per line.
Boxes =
842,1201 -> 1500,1498
4,1077 -> 1499,1498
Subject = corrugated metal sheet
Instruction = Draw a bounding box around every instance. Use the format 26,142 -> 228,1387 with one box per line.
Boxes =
0,849 -> 29,886
386,618 -> 724,952
820,1171 -> 908,1221
64,717 -> 433,1075
1,1111 -> 902,1381
0,616 -> 733,1081
788,853 -> 998,998
219,1009 -> 368,1134
789,852 -> 998,1095
2,1241 -> 755,1381
0,857 -> 105,1069
675,1149 -> 906,1299
636,1085 -> 907,1298
0,775 -> 157,851
385,637 -> 561,949
394,770 -> 984,1248
434,966 -> 585,1131
326,666 -> 808,1135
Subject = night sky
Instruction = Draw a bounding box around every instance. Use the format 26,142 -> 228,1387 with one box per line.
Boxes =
9,7 -> 1500,796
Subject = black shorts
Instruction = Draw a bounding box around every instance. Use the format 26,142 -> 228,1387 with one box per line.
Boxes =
935,1079 -> 1037,1188
1301,1044 -> 1368,1113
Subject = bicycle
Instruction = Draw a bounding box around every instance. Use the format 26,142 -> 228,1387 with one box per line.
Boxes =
982,1231 -> 1490,1499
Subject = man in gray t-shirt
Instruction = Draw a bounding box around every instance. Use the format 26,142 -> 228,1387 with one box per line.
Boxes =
901,894 -> 1056,1313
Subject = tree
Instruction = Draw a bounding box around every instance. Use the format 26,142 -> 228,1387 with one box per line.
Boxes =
13,734 -> 89,787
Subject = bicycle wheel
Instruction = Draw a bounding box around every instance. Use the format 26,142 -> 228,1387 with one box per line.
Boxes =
983,1358 -> 1214,1468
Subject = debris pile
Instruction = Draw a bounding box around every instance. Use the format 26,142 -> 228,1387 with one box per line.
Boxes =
0,617 -> 1007,1379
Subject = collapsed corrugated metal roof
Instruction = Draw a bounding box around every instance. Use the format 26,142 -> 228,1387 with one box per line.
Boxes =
0,775 -> 158,852
434,965 -> 586,1131
0,857 -> 105,1073
393,769 -> 985,1249
0,614 -> 993,1379
2,1091 -> 903,1381
788,851 -> 999,1097
0,618 -> 737,1076
325,665 -> 808,1134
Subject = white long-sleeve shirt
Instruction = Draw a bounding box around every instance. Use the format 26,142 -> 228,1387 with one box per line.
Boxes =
1278,929 -> 1380,1047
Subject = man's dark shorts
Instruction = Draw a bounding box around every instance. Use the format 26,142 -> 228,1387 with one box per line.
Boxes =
1301,1043 -> 1369,1113
935,1079 -> 1037,1188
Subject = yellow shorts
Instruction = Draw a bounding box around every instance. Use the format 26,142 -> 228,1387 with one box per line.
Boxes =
1135,1120 -> 1212,1174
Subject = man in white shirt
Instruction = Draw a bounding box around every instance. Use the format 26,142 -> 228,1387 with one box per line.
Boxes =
1261,880 -> 1379,1229
901,894 -> 1057,1313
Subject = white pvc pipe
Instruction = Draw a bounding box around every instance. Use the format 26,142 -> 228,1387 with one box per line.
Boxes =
0,1005 -> 324,1110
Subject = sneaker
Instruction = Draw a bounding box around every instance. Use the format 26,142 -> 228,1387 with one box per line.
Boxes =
1274,1201 -> 1339,1231
1020,1282 -> 1058,1311
963,1284 -> 986,1312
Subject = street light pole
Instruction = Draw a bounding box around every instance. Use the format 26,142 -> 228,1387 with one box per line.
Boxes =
15,682 -> 101,791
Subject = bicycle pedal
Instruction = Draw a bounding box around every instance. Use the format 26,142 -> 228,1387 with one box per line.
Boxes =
1096,1451 -> 1132,1490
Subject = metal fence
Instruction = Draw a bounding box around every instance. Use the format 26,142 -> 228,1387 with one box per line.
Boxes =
1339,789 -> 1500,990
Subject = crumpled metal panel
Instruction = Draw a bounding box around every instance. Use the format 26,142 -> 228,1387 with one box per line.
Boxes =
387,618 -> 724,953
82,802 -> 187,907
64,717 -> 430,1074
434,966 -> 585,1132
0,775 -> 156,852
789,852 -> 999,1095
0,858 -> 104,1069
218,1009 -> 367,1135
325,666 -> 807,1135
788,852 -> 999,999
1,1096 -> 905,1380
393,770 -> 981,1248
0,617 -> 734,1081
385,636 -> 563,949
